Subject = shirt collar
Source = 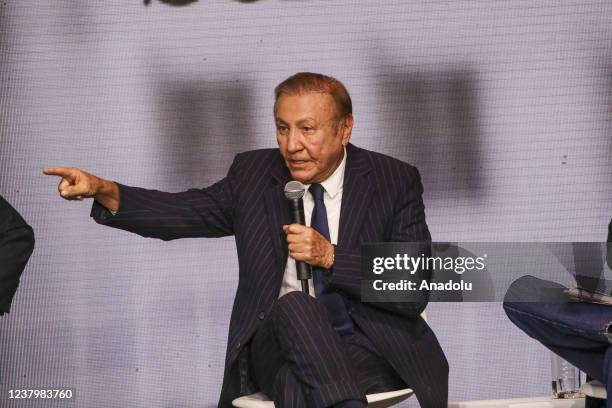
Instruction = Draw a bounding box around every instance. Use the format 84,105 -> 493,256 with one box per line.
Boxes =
306,146 -> 346,199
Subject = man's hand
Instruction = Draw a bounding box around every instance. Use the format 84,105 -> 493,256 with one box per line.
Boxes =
283,224 -> 334,269
42,167 -> 120,212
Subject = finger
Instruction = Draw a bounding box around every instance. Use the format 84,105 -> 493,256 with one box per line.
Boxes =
284,224 -> 307,235
288,231 -> 312,242
289,242 -> 311,255
60,185 -> 88,199
283,224 -> 296,234
286,234 -> 303,244
61,195 -> 85,202
43,167 -> 76,179
289,243 -> 305,252
58,178 -> 72,192
288,250 -> 308,262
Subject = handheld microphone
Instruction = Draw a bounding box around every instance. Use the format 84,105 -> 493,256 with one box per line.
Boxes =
284,181 -> 312,293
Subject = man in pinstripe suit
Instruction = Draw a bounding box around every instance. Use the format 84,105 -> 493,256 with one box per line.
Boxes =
44,73 -> 448,408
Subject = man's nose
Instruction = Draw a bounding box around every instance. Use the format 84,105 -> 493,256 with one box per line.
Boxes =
286,129 -> 303,153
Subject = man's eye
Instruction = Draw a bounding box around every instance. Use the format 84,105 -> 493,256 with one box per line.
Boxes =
277,126 -> 288,133
303,126 -> 314,132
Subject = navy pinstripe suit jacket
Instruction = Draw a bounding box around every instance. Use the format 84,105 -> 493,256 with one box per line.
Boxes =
91,143 -> 449,408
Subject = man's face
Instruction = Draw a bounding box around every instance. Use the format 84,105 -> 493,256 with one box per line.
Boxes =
275,92 -> 353,184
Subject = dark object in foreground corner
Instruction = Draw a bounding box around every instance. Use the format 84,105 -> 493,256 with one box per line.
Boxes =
0,195 -> 35,316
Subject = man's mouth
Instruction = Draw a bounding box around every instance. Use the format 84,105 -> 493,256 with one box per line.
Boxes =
288,159 -> 308,166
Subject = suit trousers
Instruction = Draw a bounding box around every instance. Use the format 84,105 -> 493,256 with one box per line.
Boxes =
249,291 -> 406,408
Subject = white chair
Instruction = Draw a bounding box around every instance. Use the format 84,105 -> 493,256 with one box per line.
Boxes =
447,376 -> 607,407
580,379 -> 607,400
447,396 -> 586,407
232,313 -> 426,408
232,388 -> 413,408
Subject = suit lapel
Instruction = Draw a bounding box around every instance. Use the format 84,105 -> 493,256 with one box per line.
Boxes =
264,154 -> 292,280
339,144 -> 375,248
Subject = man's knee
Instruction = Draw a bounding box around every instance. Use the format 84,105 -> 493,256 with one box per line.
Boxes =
274,291 -> 327,322
503,302 -> 542,338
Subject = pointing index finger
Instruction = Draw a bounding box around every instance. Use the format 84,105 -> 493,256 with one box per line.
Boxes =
43,167 -> 74,178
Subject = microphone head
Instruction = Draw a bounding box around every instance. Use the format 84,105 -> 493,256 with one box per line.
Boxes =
284,181 -> 306,200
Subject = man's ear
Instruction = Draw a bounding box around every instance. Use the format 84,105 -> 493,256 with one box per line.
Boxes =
340,114 -> 353,146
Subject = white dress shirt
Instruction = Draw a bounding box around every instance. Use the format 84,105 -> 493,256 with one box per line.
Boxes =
278,148 -> 347,298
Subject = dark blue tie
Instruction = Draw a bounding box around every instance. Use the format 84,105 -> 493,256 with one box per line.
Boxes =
309,183 -> 354,335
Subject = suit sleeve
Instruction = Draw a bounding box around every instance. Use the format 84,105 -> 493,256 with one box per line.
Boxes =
328,165 -> 432,318
91,155 -> 241,241
0,196 -> 35,316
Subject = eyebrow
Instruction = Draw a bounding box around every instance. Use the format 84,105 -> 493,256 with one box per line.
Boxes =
275,117 -> 317,125
296,118 -> 316,126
